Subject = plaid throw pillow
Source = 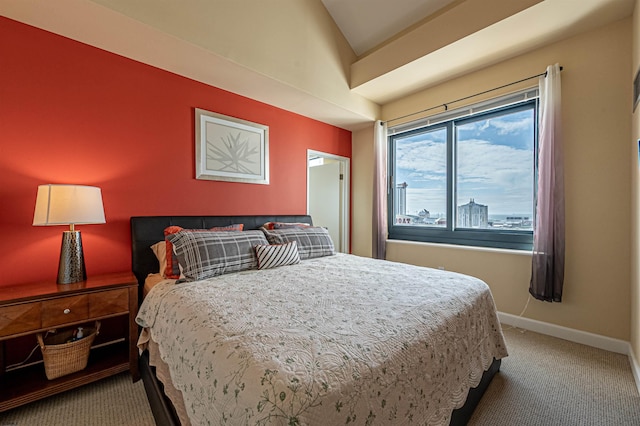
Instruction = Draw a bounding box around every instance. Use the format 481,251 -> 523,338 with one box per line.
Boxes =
261,227 -> 335,260
255,241 -> 300,269
166,230 -> 267,281
162,224 -> 244,278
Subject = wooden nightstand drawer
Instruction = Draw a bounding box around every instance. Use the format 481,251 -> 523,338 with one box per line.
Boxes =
89,288 -> 129,317
41,295 -> 89,328
0,272 -> 138,413
0,302 -> 41,337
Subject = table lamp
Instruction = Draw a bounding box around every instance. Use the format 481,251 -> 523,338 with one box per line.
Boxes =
33,184 -> 106,284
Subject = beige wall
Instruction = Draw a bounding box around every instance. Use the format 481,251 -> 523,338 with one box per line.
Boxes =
352,124 -> 374,257
89,0 -> 358,108
632,0 -> 640,361
353,18 -> 632,340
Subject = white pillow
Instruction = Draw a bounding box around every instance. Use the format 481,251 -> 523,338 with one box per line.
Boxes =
151,241 -> 183,278
150,242 -> 167,277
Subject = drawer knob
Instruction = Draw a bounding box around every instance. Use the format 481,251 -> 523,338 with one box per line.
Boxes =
63,308 -> 71,314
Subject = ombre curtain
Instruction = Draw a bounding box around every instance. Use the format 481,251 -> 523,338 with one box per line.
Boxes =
373,120 -> 388,259
530,64 -> 565,302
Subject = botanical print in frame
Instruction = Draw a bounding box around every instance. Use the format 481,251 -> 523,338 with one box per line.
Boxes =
195,108 -> 269,184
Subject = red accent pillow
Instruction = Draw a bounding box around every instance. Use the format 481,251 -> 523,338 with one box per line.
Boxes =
163,224 -> 244,278
262,221 -> 311,230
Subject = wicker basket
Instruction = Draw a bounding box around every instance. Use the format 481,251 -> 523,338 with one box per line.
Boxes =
37,321 -> 101,380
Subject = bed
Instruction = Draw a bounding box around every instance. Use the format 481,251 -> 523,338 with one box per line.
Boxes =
131,215 -> 507,426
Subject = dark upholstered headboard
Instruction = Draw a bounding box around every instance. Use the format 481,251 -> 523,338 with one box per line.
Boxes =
130,215 -> 313,285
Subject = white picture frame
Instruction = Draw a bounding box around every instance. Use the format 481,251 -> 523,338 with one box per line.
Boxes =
195,108 -> 269,185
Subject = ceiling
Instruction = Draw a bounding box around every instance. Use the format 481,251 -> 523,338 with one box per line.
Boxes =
320,0 -> 458,55
327,0 -> 635,105
0,0 -> 634,130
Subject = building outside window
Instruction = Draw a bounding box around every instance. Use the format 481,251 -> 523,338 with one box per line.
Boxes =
457,198 -> 488,228
394,182 -> 409,223
387,89 -> 538,250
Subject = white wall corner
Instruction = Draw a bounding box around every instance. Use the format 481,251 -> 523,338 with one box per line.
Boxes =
629,345 -> 640,396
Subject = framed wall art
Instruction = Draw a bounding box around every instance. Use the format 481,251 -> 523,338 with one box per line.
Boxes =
195,108 -> 269,184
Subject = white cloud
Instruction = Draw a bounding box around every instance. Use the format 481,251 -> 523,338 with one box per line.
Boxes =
397,138 -> 534,214
405,188 -> 447,216
458,140 -> 530,182
459,115 -> 533,136
457,139 -> 533,213
396,139 -> 446,175
491,117 -> 533,135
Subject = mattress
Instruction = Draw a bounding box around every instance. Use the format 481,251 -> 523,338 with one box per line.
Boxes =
136,253 -> 507,425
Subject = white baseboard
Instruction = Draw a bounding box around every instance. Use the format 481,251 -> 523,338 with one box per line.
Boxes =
498,312 -> 640,395
498,312 -> 628,353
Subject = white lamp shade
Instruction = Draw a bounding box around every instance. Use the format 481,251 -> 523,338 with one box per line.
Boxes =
33,184 -> 106,226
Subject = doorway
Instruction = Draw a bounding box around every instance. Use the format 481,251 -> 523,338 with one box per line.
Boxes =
307,150 -> 350,253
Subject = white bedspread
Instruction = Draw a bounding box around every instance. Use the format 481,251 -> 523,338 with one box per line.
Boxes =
136,253 -> 507,426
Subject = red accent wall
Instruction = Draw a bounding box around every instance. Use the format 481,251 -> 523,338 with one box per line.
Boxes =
0,17 -> 352,286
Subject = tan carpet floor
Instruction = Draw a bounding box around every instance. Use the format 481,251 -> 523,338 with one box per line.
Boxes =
0,371 -> 154,426
1,327 -> 638,425
469,327 -> 640,425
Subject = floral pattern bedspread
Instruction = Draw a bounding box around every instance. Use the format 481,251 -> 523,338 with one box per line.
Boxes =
136,253 -> 508,426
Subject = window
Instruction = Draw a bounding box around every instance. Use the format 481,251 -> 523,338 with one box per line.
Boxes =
388,91 -> 538,250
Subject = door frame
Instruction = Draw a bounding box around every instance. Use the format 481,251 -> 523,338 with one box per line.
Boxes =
307,149 -> 350,253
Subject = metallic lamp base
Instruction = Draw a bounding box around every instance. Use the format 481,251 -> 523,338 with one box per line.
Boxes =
58,230 -> 87,284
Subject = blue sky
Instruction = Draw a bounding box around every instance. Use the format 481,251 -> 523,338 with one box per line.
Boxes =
394,109 -> 534,217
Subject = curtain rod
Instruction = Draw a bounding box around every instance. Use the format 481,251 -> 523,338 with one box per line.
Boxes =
383,66 -> 563,125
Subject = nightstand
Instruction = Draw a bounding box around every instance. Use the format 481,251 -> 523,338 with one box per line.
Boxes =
0,272 -> 139,412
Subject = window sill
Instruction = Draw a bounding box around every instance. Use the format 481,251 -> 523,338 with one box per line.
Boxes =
386,239 -> 533,257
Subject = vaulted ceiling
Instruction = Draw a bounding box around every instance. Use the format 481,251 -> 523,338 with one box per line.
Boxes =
324,0 -> 633,105
320,0 -> 458,55
1,0 -> 633,130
